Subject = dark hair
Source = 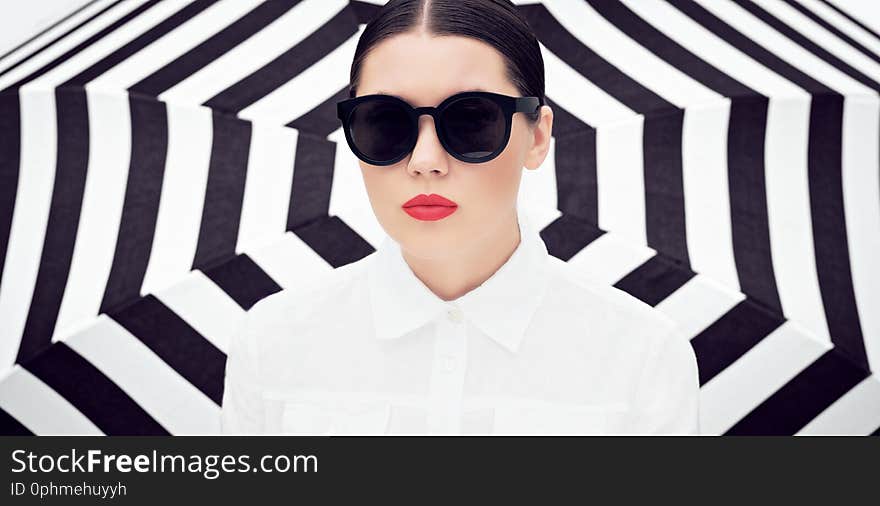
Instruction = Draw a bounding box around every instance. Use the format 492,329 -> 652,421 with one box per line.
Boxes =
348,0 -> 545,125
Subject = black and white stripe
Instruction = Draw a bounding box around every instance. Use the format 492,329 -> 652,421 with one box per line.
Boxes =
0,0 -> 877,435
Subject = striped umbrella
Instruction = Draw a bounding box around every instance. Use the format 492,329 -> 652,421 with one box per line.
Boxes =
0,0 -> 878,435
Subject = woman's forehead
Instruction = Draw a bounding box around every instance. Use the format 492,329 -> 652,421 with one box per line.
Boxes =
357,33 -> 516,103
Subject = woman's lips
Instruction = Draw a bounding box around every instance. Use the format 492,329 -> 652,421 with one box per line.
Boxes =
402,193 -> 458,221
403,205 -> 457,221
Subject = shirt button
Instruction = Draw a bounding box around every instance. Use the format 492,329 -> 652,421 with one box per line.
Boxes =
446,307 -> 463,324
440,354 -> 457,372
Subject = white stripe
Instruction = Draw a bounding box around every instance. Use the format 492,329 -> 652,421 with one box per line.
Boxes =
795,0 -> 880,57
841,96 -> 880,372
88,0 -> 263,92
543,0 -> 723,108
699,320 -> 829,434
0,0 -> 120,74
20,0 -> 192,93
542,44 -> 638,126
0,0 -> 150,90
237,121 -> 298,254
545,0 -> 741,282
52,90 -> 131,344
542,37 -> 644,248
159,0 -> 347,106
624,0 -> 828,311
621,0 -> 809,99
65,315 -> 219,434
239,29 -> 362,124
566,231 -> 655,286
0,89 -> 57,371
153,270 -> 247,355
655,274 -> 745,342
247,232 -> 334,291
753,0 -> 880,85
141,103 -> 213,296
628,0 -> 830,347
0,365 -> 103,435
0,1 -> 195,369
681,101 -> 740,291
765,98 -> 831,346
796,375 -> 880,435
693,0 -> 875,96
596,118 -> 647,246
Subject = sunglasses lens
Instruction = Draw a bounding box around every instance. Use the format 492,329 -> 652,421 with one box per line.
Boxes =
349,100 -> 412,162
441,96 -> 506,160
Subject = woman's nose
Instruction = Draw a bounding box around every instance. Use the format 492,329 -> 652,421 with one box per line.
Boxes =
406,115 -> 449,176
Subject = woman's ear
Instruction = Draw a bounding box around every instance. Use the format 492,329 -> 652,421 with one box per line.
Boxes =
523,105 -> 553,171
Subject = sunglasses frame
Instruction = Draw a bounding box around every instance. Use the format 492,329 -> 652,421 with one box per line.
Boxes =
336,90 -> 542,166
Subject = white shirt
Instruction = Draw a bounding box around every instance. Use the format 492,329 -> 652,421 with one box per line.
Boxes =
220,212 -> 700,435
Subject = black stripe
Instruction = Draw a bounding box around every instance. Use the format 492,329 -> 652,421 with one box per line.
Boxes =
204,4 -> 361,114
547,96 -> 598,224
667,0 -> 835,102
785,0 -> 880,66
16,88 -> 90,364
0,93 -> 20,291
288,87 -> 349,136
731,0 -> 880,91
539,213 -> 604,262
288,131 -> 336,230
689,299 -> 784,386
192,111 -> 251,271
202,253 -> 282,311
16,0 -> 219,365
130,0 -> 304,96
586,0 -> 782,311
349,0 -> 383,24
667,0 -> 817,315
519,3 -> 690,269
725,348 -> 869,435
518,4 -> 671,112
294,215 -> 375,269
0,0 -> 126,80
22,342 -> 169,435
110,295 -> 227,406
643,108 -> 689,266
818,0 -> 880,42
2,0 -> 161,90
728,96 -> 781,313
612,253 -> 695,307
99,96 -> 167,315
807,94 -> 868,370
586,0 -> 755,96
0,0 -> 161,316
65,0 -> 220,86
668,0 -> 869,370
0,407 -> 33,435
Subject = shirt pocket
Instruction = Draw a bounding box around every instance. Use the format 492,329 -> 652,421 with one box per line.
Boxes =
492,403 -> 610,435
280,399 -> 392,435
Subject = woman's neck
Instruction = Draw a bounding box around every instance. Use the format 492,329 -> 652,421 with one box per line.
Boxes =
400,213 -> 522,302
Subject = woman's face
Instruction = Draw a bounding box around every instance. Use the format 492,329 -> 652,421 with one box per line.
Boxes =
355,31 -> 553,261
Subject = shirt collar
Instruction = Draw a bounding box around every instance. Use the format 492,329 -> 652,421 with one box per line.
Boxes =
366,211 -> 551,354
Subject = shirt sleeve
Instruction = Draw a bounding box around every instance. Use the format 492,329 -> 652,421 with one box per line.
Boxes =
630,322 -> 701,435
220,304 -> 266,435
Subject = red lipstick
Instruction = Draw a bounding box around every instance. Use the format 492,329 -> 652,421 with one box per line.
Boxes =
402,193 -> 458,221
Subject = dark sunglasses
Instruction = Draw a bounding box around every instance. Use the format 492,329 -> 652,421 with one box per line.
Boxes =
336,90 -> 543,166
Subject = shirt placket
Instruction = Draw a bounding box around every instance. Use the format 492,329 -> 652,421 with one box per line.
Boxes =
426,303 -> 468,434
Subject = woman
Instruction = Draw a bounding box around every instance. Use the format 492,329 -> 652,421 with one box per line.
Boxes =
220,0 -> 700,435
